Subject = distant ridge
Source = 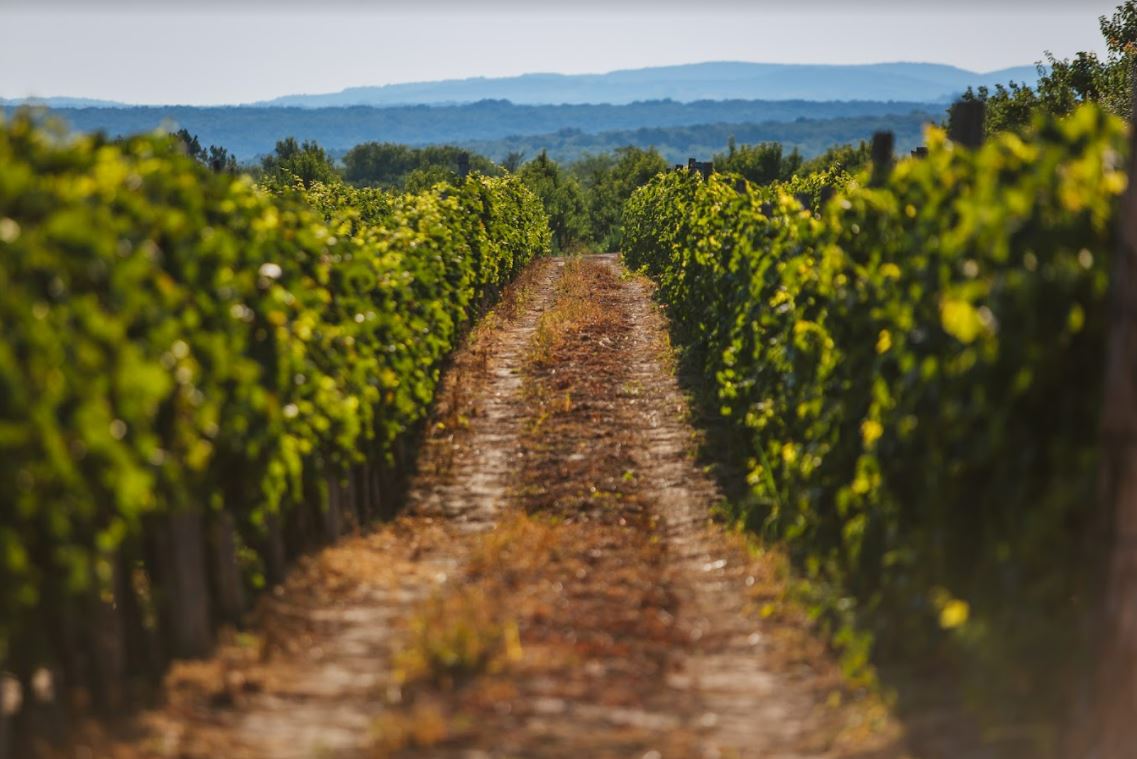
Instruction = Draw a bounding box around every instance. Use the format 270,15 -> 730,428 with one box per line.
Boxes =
256,61 -> 1042,108
0,96 -> 125,108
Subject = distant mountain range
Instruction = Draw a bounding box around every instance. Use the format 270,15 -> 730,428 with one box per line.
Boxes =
3,60 -> 1029,165
12,99 -> 939,160
0,96 -> 124,108
256,61 -> 1042,108
2,61 -> 1042,110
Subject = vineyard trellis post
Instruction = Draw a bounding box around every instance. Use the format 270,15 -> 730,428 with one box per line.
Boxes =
870,131 -> 893,186
0,673 -> 8,759
686,158 -> 713,180
210,512 -> 245,626
948,100 -> 985,147
1082,58 -> 1137,759
159,511 -> 213,658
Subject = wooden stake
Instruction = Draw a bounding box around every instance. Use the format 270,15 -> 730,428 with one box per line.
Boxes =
162,511 -> 212,659
87,559 -> 127,714
322,474 -> 338,538
871,131 -> 894,186
948,100 -> 985,148
0,670 -> 10,759
1083,62 -> 1137,759
210,512 -> 245,627
262,511 -> 287,587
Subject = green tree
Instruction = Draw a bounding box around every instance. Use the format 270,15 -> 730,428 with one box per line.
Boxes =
404,164 -> 459,193
174,129 -> 239,174
518,151 -> 589,251
714,139 -> 802,185
502,151 -> 526,173
262,137 -> 339,187
342,142 -> 496,189
207,144 -> 238,174
963,0 -> 1136,133
573,147 -> 667,250
174,128 -> 205,162
795,140 -> 872,177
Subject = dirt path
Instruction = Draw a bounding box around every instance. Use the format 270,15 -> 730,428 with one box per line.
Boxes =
76,255 -> 903,759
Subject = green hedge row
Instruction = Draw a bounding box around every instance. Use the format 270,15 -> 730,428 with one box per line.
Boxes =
623,105 -> 1124,743
0,113 -> 550,711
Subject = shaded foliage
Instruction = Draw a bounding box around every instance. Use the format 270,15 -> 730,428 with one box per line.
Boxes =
714,139 -> 802,185
343,142 -> 497,189
517,151 -> 589,251
174,128 -> 238,174
261,137 -> 339,187
570,146 -> 667,250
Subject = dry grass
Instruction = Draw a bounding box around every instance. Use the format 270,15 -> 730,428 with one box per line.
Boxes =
528,257 -> 619,369
395,586 -> 523,690
420,259 -> 552,478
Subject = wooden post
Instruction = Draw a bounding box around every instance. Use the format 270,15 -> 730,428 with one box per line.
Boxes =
354,465 -> 369,524
371,461 -> 388,520
87,558 -> 127,714
870,131 -> 894,187
352,465 -> 368,526
0,671 -> 11,759
1080,62 -> 1137,759
948,100 -> 985,148
115,551 -> 157,683
368,461 -> 381,521
163,511 -> 212,659
324,475 -> 342,541
210,512 -> 245,627
264,512 -> 287,587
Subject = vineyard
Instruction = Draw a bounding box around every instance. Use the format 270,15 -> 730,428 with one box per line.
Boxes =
0,94 -> 1134,756
623,103 -> 1126,746
0,112 -> 550,720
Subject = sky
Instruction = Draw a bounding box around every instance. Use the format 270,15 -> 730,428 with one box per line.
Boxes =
0,1 -> 1120,105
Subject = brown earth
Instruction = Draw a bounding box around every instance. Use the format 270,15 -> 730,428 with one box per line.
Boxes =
64,255 -> 910,759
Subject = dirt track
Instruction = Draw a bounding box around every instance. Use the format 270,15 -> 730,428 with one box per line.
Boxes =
76,255 -> 904,759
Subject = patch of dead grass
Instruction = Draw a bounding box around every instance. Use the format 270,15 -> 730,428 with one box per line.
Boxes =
421,258 -> 553,478
528,257 -> 622,369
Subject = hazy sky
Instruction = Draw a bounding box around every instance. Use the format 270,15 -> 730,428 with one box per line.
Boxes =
0,2 -> 1119,105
